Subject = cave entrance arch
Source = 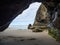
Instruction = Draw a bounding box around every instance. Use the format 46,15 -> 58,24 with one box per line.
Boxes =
8,2 -> 41,30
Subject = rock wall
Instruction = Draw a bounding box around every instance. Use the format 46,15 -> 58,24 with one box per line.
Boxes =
29,2 -> 60,41
32,2 -> 60,30
33,3 -> 48,26
30,3 -> 49,32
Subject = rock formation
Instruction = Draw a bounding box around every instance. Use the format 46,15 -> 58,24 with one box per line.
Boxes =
29,3 -> 49,32
29,2 -> 60,31
28,24 -> 32,29
32,2 -> 60,41
33,3 -> 48,26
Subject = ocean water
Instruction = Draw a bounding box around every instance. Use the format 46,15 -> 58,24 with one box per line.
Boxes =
8,25 -> 28,30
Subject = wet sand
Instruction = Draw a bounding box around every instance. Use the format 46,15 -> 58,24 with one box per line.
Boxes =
0,28 -> 60,45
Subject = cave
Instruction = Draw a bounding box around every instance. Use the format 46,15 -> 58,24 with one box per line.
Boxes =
0,0 -> 60,45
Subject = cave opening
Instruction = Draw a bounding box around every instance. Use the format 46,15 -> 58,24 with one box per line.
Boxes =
0,1 -> 60,44
8,2 -> 41,30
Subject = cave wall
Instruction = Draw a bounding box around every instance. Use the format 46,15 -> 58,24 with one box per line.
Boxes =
33,3 -> 48,26
32,2 -> 60,41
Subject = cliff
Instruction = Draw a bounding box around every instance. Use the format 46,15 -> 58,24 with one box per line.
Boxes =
28,2 -> 60,41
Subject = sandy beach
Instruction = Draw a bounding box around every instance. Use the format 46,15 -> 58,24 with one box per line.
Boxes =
0,28 -> 60,45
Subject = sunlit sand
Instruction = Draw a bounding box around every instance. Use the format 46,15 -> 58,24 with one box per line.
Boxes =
0,28 -> 60,45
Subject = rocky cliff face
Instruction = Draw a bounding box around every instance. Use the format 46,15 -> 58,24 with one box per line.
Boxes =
29,3 -> 49,32
43,2 -> 60,29
32,2 -> 60,30
33,3 -> 48,26
54,3 -> 60,29
31,2 -> 60,41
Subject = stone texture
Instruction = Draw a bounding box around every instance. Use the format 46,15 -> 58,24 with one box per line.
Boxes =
33,3 -> 48,26
28,1 -> 60,41
31,3 -> 49,32
28,2 -> 60,33
42,2 -> 60,41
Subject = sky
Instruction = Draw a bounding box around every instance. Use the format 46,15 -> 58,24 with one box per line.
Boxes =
9,2 -> 41,29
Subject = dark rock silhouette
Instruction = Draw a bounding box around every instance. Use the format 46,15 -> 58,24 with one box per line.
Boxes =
28,24 -> 32,29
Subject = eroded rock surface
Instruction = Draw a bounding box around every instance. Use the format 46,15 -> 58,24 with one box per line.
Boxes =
30,2 -> 60,41
29,2 -> 60,33
29,3 -> 49,32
